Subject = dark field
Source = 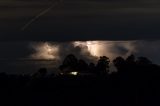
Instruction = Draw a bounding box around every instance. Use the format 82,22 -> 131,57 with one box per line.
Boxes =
0,71 -> 160,106
1,54 -> 160,106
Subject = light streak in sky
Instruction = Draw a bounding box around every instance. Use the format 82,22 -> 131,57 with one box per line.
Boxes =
21,0 -> 63,31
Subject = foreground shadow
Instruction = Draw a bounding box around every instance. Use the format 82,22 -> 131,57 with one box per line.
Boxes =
0,54 -> 160,106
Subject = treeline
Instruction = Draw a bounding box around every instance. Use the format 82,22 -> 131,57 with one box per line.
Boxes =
0,54 -> 160,90
0,54 -> 160,106
59,54 -> 160,76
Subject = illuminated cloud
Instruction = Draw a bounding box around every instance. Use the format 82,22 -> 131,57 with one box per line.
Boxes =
29,41 -> 138,62
73,41 -> 138,60
0,40 -> 160,74
30,42 -> 59,60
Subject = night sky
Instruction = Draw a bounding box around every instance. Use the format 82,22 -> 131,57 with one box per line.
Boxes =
0,0 -> 160,41
0,0 -> 160,74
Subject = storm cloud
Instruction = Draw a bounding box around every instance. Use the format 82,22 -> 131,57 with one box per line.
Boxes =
0,40 -> 160,74
29,40 -> 160,64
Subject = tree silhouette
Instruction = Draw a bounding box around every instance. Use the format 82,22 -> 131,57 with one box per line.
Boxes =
96,56 -> 110,76
88,62 -> 96,73
125,54 -> 137,76
32,68 -> 47,78
113,56 -> 126,72
126,54 -> 136,65
59,54 -> 78,73
77,59 -> 89,72
136,57 -> 152,65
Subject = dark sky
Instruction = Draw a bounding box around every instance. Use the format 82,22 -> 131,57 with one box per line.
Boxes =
1,0 -> 160,41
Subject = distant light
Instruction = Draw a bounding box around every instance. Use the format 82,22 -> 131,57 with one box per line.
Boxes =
70,72 -> 78,76
60,72 -> 64,75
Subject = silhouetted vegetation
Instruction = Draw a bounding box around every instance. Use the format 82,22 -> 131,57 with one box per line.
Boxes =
0,54 -> 160,106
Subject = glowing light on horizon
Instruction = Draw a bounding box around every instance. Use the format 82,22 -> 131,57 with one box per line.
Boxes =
69,72 -> 78,76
